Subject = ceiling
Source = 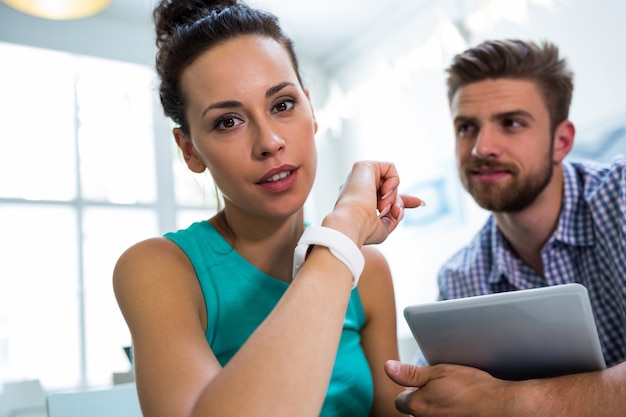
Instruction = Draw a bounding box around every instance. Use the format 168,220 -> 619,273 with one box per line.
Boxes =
0,0 -> 461,75
98,0 -> 434,71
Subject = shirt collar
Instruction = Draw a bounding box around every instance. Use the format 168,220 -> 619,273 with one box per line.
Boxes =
486,161 -> 595,285
487,224 -> 539,288
552,161 -> 595,247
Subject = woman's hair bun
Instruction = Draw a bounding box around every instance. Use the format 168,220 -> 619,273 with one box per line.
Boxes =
154,0 -> 239,47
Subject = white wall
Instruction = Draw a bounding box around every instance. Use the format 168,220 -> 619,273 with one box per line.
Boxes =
2,0 -> 625,360
322,0 -> 626,344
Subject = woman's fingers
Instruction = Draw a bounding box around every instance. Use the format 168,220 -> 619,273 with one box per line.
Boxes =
330,161 -> 425,246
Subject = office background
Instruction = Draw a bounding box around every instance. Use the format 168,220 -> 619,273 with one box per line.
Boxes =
1,0 -> 625,400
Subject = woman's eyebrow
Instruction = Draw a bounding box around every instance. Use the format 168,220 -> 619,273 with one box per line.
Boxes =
201,82 -> 296,117
202,100 -> 241,117
266,81 -> 295,98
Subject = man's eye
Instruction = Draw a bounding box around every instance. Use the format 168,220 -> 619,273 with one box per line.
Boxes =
504,119 -> 523,128
458,124 -> 476,136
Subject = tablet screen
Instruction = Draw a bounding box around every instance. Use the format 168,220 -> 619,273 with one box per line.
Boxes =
404,283 -> 606,380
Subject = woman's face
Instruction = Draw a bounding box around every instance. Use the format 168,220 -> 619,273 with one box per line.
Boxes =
175,35 -> 318,220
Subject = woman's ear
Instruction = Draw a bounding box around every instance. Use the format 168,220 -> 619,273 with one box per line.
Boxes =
304,88 -> 318,134
552,120 -> 575,163
173,128 -> 206,173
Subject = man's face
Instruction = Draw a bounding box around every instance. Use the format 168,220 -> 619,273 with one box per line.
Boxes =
450,78 -> 555,212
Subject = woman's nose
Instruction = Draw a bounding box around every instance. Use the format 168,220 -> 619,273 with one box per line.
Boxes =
253,120 -> 285,158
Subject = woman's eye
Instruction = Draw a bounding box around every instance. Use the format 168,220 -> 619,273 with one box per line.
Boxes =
273,98 -> 296,113
215,116 -> 243,130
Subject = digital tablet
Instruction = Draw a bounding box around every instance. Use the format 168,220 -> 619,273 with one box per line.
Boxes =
404,283 -> 606,380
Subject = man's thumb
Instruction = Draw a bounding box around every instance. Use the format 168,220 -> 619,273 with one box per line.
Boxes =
384,360 -> 427,387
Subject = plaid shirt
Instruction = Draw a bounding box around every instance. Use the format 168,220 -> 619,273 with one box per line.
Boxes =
438,156 -> 626,367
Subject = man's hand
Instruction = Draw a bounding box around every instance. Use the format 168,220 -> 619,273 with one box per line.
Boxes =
384,360 -> 511,416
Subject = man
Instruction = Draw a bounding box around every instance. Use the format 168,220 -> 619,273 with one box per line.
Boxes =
385,39 -> 626,416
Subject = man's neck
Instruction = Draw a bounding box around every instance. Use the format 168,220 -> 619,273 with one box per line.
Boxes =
493,166 -> 565,276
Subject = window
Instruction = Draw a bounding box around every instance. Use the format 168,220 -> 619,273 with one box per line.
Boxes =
0,42 -> 216,391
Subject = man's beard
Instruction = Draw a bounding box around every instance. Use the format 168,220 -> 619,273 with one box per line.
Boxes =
460,156 -> 553,213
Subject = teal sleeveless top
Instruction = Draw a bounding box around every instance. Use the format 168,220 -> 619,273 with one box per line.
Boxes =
165,221 -> 374,416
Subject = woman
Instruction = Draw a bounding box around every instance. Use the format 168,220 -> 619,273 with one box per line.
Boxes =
113,1 -> 422,416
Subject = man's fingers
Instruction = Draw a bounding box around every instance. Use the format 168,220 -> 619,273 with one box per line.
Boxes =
385,360 -> 430,388
395,387 -> 419,415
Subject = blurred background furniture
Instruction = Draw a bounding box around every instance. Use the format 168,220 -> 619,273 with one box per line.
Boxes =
2,379 -> 47,417
46,383 -> 141,417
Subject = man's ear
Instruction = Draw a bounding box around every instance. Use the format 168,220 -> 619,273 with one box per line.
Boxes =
173,128 -> 206,173
552,120 -> 575,163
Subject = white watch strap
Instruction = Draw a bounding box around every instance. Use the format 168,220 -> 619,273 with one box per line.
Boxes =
292,226 -> 365,289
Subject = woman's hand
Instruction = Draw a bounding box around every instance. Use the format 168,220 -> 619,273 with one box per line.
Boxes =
324,161 -> 424,246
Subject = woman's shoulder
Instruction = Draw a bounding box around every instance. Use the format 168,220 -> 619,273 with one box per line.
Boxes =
113,237 -> 197,298
357,246 -> 393,298
361,245 -> 391,275
116,236 -> 188,270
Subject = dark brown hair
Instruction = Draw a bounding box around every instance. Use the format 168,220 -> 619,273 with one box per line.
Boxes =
153,0 -> 302,134
446,39 -> 574,132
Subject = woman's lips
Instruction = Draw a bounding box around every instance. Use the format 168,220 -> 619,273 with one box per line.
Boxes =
256,166 -> 299,192
264,170 -> 292,183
